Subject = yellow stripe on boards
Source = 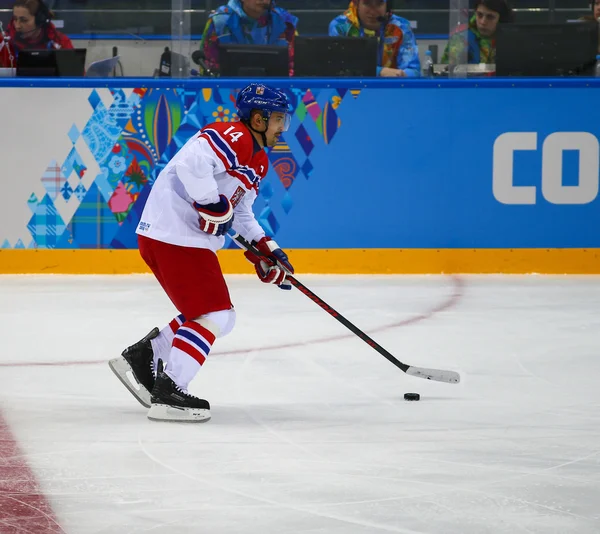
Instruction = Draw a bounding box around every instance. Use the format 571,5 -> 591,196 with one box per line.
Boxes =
0,249 -> 599,275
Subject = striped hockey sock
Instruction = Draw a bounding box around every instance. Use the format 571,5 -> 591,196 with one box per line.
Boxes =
166,320 -> 216,390
149,314 -> 185,372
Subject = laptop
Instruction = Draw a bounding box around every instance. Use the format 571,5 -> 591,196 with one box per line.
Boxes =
16,48 -> 87,77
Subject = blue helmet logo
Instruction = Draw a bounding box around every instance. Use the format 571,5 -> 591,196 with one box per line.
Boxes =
236,83 -> 292,131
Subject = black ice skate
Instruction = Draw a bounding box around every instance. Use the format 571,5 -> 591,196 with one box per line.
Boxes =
108,327 -> 159,408
147,360 -> 211,423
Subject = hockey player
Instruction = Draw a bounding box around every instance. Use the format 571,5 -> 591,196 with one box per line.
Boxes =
109,83 -> 294,423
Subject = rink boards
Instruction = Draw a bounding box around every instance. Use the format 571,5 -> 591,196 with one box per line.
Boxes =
0,78 -> 599,274
1,248 -> 598,274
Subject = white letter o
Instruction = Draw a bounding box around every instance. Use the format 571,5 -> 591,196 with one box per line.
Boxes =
542,132 -> 599,205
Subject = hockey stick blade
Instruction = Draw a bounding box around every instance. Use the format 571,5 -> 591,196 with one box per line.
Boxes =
406,366 -> 461,384
229,232 -> 461,385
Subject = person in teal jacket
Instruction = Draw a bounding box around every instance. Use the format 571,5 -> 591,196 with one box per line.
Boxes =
200,0 -> 298,76
329,0 -> 420,77
441,0 -> 514,65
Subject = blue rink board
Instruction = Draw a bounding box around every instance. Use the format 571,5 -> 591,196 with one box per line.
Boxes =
1,77 -> 598,250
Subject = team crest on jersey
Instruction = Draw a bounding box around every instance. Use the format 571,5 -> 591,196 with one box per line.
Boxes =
230,186 -> 247,207
256,86 -> 265,95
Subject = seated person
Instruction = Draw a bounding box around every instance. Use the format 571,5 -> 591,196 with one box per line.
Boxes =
329,0 -> 420,78
579,0 -> 600,22
441,0 -> 514,65
199,0 -> 298,76
0,0 -> 73,69
579,1 -> 600,53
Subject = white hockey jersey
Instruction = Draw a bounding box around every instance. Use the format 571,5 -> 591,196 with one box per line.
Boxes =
136,121 -> 269,251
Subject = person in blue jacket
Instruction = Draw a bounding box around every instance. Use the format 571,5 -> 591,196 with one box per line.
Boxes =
200,0 -> 298,76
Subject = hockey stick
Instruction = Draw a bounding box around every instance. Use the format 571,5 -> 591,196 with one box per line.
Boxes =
231,233 -> 460,384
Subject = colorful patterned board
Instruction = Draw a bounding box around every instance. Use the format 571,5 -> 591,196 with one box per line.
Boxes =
1,86 -> 361,250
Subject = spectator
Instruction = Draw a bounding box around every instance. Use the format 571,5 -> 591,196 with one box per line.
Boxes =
329,0 -> 420,77
199,0 -> 298,76
441,0 -> 514,65
579,1 -> 600,53
0,0 -> 73,69
579,0 -> 600,22
592,0 -> 600,20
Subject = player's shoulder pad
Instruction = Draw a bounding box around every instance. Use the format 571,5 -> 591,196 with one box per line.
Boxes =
201,121 -> 254,166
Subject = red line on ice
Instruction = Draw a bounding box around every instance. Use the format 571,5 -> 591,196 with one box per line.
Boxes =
0,412 -> 64,533
0,276 -> 463,532
0,276 -> 464,369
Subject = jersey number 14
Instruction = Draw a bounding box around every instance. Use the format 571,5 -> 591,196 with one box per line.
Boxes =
224,126 -> 244,143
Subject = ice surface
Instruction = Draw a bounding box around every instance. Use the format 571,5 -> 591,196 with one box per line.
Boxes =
0,274 -> 599,533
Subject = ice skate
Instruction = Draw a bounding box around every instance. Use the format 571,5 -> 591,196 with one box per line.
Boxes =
147,360 -> 211,423
108,327 -> 159,408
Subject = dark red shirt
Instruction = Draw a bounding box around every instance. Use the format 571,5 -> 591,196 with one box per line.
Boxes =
0,21 -> 73,68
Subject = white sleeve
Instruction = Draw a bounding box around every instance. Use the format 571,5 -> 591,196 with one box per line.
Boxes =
174,136 -> 224,205
232,190 -> 266,244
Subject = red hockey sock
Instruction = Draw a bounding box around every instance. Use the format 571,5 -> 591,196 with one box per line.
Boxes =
166,320 -> 216,390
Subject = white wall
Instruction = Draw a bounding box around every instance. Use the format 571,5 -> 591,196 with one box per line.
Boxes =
0,88 -> 114,246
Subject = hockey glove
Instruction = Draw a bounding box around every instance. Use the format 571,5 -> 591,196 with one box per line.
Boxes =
194,195 -> 234,237
244,237 -> 294,290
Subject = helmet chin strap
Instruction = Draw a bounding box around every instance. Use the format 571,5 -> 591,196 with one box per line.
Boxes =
246,114 -> 269,147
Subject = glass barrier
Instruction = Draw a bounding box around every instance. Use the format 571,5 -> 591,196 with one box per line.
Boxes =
442,0 -> 598,78
0,0 -> 597,78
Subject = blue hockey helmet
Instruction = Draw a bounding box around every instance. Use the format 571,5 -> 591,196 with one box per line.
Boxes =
236,83 -> 292,131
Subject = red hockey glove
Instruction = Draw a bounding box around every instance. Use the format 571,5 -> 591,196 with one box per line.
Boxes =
193,195 -> 234,237
244,237 -> 294,290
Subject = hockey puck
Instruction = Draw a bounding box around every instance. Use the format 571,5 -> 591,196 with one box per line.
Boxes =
404,393 -> 420,401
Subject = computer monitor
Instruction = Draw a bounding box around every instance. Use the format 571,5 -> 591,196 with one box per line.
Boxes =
16,48 -> 87,77
294,36 -> 378,77
218,44 -> 289,77
496,23 -> 599,77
